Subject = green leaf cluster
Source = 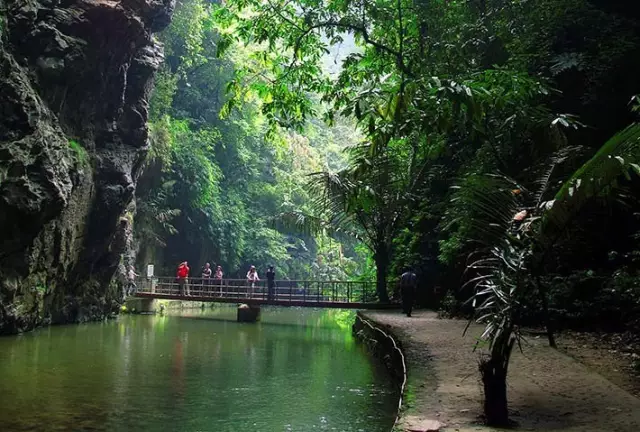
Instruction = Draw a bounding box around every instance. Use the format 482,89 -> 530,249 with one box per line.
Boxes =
210,0 -> 640,423
135,0 -> 364,280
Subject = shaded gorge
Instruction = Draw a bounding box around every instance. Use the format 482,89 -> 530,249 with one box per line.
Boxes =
0,307 -> 399,431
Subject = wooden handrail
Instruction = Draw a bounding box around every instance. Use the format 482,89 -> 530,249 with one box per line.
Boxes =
133,277 -> 378,306
144,277 -> 373,284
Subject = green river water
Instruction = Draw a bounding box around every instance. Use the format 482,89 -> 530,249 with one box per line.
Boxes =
0,306 -> 399,432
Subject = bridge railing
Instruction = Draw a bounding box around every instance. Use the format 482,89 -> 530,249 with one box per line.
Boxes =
137,277 -> 377,304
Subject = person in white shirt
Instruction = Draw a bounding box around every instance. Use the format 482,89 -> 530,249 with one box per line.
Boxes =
246,265 -> 259,298
214,265 -> 224,296
201,263 -> 212,295
127,265 -> 138,296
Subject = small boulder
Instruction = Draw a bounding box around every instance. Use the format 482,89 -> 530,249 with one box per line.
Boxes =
402,416 -> 443,432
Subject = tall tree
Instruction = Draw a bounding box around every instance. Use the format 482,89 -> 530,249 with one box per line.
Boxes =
136,0 -> 364,279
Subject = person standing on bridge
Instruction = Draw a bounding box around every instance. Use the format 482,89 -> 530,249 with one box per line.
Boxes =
246,265 -> 259,298
266,265 -> 276,300
126,265 -> 138,296
214,265 -> 224,296
177,261 -> 190,296
399,267 -> 417,317
202,262 -> 212,295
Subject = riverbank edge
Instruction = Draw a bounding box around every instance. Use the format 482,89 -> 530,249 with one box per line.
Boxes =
353,312 -> 408,431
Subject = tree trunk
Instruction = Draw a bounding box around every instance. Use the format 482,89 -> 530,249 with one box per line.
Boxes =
480,358 -> 509,426
536,275 -> 557,348
540,292 -> 557,348
374,247 -> 390,303
480,331 -> 516,427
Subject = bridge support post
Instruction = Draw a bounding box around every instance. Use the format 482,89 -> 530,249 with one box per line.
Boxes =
124,297 -> 158,313
237,304 -> 260,323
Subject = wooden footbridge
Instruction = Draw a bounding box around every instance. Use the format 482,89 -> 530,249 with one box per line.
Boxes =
134,277 -> 395,309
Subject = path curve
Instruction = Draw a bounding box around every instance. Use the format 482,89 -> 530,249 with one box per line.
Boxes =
363,310 -> 640,432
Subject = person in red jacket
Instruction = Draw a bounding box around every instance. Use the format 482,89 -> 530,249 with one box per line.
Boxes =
177,261 -> 190,296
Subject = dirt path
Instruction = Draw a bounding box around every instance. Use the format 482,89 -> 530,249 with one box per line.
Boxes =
555,331 -> 640,398
363,310 -> 640,432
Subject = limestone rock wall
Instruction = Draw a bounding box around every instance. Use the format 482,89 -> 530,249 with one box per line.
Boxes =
0,0 -> 174,334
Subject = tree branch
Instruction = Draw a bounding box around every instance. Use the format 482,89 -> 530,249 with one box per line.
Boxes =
287,17 -> 414,78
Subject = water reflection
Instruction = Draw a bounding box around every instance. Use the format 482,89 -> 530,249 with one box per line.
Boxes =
0,306 -> 398,432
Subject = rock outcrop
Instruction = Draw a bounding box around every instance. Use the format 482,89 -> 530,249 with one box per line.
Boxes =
0,0 -> 174,334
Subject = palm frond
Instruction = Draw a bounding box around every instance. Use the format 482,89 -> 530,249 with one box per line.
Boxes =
447,174 -> 522,247
449,172 -> 530,355
531,146 -> 582,208
540,123 -> 640,247
271,211 -> 364,245
467,240 -> 527,349
272,211 -> 329,237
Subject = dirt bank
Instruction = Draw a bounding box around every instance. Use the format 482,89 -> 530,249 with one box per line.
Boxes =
363,310 -> 640,432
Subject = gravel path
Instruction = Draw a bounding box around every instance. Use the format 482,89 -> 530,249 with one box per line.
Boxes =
363,310 -> 640,432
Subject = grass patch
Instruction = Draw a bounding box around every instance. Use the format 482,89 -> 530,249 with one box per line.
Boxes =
68,139 -> 88,165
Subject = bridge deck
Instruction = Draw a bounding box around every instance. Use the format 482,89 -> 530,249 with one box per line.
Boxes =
134,292 -> 397,309
134,277 -> 396,309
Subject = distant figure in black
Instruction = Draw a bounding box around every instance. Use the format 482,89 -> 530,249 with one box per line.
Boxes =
399,268 -> 417,317
266,266 -> 276,300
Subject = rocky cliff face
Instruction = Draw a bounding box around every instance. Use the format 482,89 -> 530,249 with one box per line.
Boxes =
0,0 -> 174,334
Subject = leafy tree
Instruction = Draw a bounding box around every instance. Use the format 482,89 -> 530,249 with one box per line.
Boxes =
280,137 -> 433,301
215,0 -> 572,300
136,0 -> 365,280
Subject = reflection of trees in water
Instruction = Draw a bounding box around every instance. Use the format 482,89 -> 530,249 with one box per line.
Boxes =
0,309 -> 397,431
172,338 -> 186,402
0,321 -> 130,430
113,320 -> 133,415
265,338 -> 275,375
238,326 -> 261,379
144,311 -> 359,410
327,309 -> 355,331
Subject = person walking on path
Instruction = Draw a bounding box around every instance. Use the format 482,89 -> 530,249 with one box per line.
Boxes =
177,261 -> 190,296
214,265 -> 224,296
266,265 -> 276,300
201,262 -> 212,295
246,265 -> 259,298
399,267 -> 417,317
127,265 -> 138,296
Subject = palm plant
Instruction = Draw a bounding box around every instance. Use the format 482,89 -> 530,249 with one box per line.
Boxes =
467,238 -> 528,426
540,124 -> 640,248
276,140 -> 429,301
455,123 -> 640,426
